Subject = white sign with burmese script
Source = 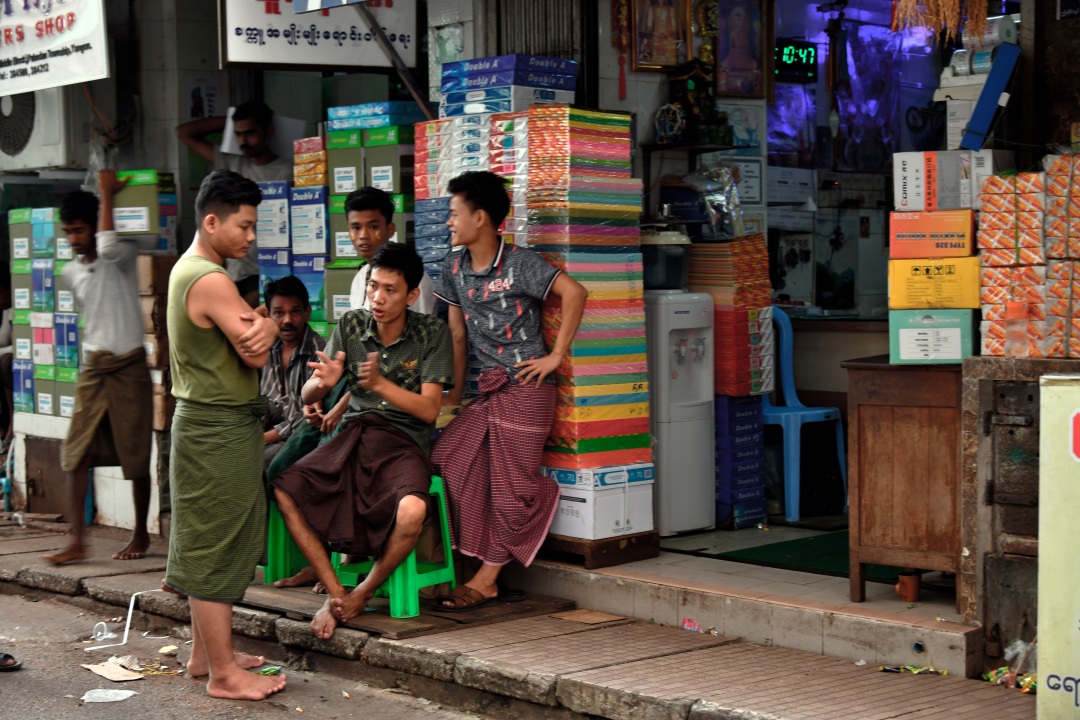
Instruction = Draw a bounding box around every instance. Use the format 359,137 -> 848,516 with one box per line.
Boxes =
221,0 -> 416,69
0,0 -> 109,96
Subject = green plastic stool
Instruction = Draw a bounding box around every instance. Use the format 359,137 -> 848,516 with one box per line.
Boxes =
261,499 -> 310,585
332,475 -> 456,619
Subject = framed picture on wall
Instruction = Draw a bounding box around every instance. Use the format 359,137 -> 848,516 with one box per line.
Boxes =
715,0 -> 766,98
631,0 -> 692,71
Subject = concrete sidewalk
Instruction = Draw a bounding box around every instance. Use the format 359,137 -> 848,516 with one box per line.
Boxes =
0,522 -> 1035,720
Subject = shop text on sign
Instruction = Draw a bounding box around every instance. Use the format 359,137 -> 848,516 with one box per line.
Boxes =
222,0 -> 416,68
0,0 -> 108,96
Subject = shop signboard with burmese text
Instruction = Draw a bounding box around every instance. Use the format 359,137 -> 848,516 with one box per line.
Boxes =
220,0 -> 415,69
0,0 -> 109,96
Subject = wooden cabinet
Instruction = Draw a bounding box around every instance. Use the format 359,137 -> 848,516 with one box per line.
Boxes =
842,355 -> 962,604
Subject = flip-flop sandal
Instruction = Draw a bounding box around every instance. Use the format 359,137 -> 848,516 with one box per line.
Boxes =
0,653 -> 21,671
433,585 -> 498,613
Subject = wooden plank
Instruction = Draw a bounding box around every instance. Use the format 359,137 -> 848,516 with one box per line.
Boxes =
241,584 -> 575,640
541,530 -> 660,570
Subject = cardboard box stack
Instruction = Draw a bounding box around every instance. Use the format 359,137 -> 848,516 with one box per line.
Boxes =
887,150 -> 1000,364
686,232 -> 771,530
255,180 -> 291,304
688,236 -> 774,395
8,202 -> 179,425
289,152 -> 329,322
714,395 -> 766,529
523,105 -> 653,540
490,111 -> 530,246
975,157 -> 1080,357
438,54 -> 578,119
137,254 -> 179,429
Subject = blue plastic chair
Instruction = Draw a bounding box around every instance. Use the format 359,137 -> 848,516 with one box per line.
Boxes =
762,308 -> 848,522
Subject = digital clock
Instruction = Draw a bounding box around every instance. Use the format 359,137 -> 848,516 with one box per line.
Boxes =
774,39 -> 818,84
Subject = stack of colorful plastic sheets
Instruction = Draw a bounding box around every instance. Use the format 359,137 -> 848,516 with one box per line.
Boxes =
490,111 -> 530,245
525,106 -> 652,472
977,163 -> 1080,358
688,235 -> 775,395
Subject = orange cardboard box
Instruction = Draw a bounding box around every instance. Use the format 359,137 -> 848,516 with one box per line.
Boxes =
982,172 -> 1046,194
981,265 -> 1046,287
977,193 -> 1047,213
980,246 -> 1047,266
889,210 -> 974,258
977,228 -> 1044,249
979,212 -> 1043,231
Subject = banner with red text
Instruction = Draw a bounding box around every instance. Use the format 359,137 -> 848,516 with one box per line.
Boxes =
0,0 -> 109,97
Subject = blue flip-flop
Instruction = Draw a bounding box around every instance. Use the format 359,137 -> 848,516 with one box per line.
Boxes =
0,653 -> 21,671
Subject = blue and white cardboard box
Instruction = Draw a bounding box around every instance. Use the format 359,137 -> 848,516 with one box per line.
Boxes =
541,463 -> 655,489
290,254 -> 328,322
289,186 -> 329,255
328,102 -> 422,119
440,54 -> 579,78
440,70 -> 578,94
442,86 -> 576,106
258,248 -> 292,301
257,181 -> 291,249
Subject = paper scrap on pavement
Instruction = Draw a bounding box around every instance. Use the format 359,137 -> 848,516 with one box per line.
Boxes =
81,688 -> 139,702
82,662 -> 144,682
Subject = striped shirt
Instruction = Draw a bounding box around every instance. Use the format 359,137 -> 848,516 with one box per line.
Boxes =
261,324 -> 326,440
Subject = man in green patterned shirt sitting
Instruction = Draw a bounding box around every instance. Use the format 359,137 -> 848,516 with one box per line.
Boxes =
271,243 -> 454,640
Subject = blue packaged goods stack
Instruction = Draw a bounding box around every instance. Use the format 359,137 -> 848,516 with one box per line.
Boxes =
715,394 -> 767,529
438,54 -> 578,119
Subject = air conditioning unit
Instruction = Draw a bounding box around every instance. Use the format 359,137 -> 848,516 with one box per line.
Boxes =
0,85 -> 93,172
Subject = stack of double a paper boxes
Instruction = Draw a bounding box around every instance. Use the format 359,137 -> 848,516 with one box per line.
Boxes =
10,207 -> 68,419
714,395 -> 766,528
9,198 -> 179,427
256,179 -> 292,304
687,234 -> 772,529
321,105 -> 420,335
438,54 -> 577,119
284,138 -> 330,330
976,158 -> 1080,357
888,150 -> 1013,363
521,105 -> 653,540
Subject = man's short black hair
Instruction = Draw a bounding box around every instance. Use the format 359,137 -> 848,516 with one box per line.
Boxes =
344,186 -> 395,225
368,242 -> 423,293
265,275 -> 310,310
232,100 -> 274,129
195,170 -> 262,225
447,171 -> 511,228
59,190 -> 99,229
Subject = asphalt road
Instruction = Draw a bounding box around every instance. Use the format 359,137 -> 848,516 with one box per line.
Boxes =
0,592 -> 485,720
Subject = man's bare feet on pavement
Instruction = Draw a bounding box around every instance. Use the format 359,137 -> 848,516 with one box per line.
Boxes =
186,652 -> 264,678
311,597 -> 339,639
330,587 -> 373,623
42,545 -> 88,566
273,566 -> 327,593
205,666 -> 286,700
112,533 -> 150,560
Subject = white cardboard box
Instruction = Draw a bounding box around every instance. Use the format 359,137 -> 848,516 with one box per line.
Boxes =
549,482 -> 654,540
946,100 -> 974,151
892,150 -> 1013,211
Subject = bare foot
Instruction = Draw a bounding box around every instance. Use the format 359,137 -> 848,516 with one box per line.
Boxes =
330,587 -> 373,623
312,581 -> 327,594
42,545 -> 88,566
186,652 -> 264,678
112,533 -> 150,560
205,668 -> 286,700
273,566 -> 317,589
310,598 -> 339,640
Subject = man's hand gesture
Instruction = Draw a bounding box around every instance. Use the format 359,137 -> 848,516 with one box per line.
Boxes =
358,351 -> 383,392
310,350 -> 346,390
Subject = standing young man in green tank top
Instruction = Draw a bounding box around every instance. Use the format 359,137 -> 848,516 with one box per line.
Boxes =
164,170 -> 286,701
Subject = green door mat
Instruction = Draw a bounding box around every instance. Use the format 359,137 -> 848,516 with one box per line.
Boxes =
712,531 -> 905,584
